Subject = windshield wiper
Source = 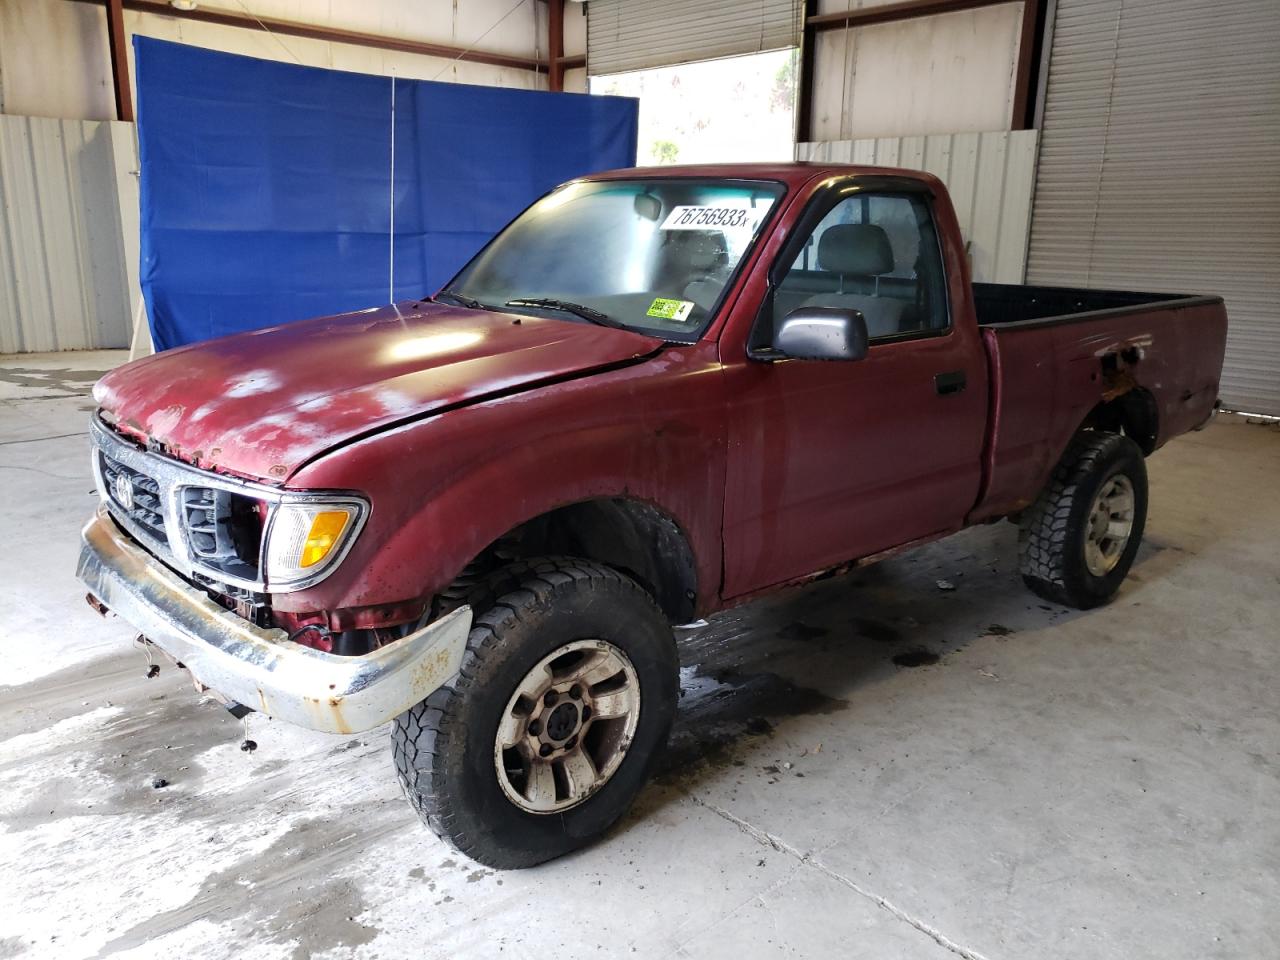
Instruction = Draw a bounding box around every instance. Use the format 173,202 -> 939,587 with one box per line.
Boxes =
431,289 -> 487,310
504,298 -> 625,329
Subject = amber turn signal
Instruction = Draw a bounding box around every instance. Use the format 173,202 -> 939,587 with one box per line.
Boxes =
300,510 -> 352,568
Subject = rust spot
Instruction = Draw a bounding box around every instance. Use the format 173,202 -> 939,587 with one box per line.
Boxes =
1100,346 -> 1143,402
1101,366 -> 1138,402
269,464 -> 288,477
410,646 -> 457,695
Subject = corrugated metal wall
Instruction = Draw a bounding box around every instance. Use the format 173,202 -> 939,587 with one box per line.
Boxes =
588,0 -> 803,76
1027,0 -> 1280,414
797,130 -> 1040,283
0,115 -> 139,353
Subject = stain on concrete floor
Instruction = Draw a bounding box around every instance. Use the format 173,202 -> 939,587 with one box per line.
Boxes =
94,816 -> 385,960
0,367 -> 109,398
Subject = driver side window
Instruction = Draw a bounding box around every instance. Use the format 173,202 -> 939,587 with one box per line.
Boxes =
769,192 -> 948,343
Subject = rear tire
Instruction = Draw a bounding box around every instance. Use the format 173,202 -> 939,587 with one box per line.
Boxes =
1018,431 -> 1148,609
391,557 -> 678,869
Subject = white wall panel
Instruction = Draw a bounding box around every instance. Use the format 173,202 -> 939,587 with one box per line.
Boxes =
1027,0 -> 1280,414
0,0 -> 545,122
810,3 -> 1025,140
0,115 -> 139,353
798,129 -> 1039,283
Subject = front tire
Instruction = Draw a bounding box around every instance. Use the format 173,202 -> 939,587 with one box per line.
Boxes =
391,557 -> 678,869
1018,431 -> 1148,609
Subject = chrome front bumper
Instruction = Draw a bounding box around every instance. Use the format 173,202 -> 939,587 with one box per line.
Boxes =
77,505 -> 471,734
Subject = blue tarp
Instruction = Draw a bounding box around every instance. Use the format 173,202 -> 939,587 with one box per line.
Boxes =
134,39 -> 638,350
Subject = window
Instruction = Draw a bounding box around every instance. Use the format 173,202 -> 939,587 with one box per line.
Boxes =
447,178 -> 784,340
589,49 -> 797,165
767,191 -> 948,343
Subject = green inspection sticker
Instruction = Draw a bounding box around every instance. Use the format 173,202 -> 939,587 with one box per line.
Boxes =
646,298 -> 695,322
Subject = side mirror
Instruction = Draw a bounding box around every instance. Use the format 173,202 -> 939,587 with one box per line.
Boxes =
774,307 -> 869,361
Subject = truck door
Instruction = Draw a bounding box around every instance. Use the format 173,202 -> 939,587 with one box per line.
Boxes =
720,179 -> 988,598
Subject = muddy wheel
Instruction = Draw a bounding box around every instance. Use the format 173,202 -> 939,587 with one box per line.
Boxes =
1018,431 -> 1148,609
391,557 -> 678,869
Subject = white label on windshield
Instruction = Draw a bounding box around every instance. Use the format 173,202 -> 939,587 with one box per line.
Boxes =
661,205 -> 763,233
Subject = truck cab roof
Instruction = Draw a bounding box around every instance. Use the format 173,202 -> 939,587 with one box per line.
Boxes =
579,162 -> 941,190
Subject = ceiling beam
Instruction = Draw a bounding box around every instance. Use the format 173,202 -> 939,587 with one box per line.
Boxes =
71,0 -> 549,73
105,0 -> 134,121
1010,0 -> 1046,130
809,0 -> 1014,32
548,0 -> 565,91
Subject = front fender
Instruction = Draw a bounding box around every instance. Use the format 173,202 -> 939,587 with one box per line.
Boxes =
273,343 -> 728,617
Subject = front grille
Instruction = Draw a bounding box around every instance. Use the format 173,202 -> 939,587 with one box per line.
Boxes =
91,417 -> 267,591
180,486 -> 262,584
100,451 -> 167,545
89,414 -> 363,595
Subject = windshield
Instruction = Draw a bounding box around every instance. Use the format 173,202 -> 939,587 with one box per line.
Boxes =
445,178 -> 785,339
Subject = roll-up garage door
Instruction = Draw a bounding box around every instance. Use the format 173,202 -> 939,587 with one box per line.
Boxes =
1026,0 -> 1280,414
587,0 -> 803,76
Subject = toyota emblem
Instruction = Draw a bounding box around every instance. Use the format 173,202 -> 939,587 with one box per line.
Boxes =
114,473 -> 135,511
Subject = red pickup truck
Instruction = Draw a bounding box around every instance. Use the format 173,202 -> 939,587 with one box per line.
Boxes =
79,163 -> 1226,868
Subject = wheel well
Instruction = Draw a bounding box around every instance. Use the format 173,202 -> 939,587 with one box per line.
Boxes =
1082,386 -> 1158,455
482,498 -> 698,623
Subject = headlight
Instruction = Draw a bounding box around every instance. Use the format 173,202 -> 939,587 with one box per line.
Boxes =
264,499 -> 367,588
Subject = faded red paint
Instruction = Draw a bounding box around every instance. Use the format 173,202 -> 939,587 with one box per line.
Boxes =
94,163 -> 1228,624
94,303 -> 663,480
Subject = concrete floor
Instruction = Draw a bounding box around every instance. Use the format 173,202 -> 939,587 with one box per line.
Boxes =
2,349 -> 1277,960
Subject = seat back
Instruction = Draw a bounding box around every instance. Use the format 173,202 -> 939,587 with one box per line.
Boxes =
817,223 -> 895,278
656,230 -> 729,311
799,224 -> 904,336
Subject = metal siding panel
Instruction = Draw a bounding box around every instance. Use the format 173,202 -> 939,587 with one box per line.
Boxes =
78,120 -> 133,351
898,136 -> 926,171
109,122 -> 142,347
1028,0 -> 1280,413
968,131 -> 1009,284
996,130 -> 1039,283
921,132 -> 953,186
55,119 -> 97,351
0,114 -> 135,353
28,118 -> 77,350
587,0 -> 803,75
947,132 -> 982,244
0,120 -> 24,354
0,116 -> 55,352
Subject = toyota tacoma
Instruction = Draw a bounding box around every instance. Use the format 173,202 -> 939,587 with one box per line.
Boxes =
79,164 -> 1227,867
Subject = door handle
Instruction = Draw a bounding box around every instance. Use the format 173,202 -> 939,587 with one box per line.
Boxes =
934,370 -> 966,396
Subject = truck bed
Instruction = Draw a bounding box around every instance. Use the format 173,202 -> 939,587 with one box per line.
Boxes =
973,282 -> 1219,328
967,285 -> 1227,525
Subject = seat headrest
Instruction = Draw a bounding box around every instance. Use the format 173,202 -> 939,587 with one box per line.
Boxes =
666,230 -> 727,273
817,224 -> 895,276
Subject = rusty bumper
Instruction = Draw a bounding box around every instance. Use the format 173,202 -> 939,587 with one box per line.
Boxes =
76,505 -> 471,734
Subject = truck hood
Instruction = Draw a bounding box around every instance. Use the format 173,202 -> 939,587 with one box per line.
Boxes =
94,302 -> 664,482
